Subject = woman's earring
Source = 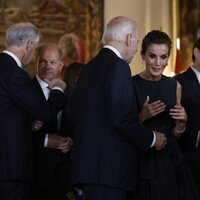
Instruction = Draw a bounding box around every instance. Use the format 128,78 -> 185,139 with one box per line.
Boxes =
141,60 -> 145,65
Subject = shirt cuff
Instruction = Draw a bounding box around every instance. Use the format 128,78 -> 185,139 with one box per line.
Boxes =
52,87 -> 64,93
151,131 -> 156,147
195,130 -> 200,148
44,134 -> 48,147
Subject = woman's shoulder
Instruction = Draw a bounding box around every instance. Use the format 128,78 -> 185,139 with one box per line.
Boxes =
162,75 -> 176,84
131,74 -> 140,80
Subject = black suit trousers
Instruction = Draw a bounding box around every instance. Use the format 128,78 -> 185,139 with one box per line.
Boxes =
0,181 -> 30,200
82,184 -> 126,200
33,163 -> 69,200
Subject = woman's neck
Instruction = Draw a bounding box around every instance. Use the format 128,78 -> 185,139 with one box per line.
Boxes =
139,71 -> 162,81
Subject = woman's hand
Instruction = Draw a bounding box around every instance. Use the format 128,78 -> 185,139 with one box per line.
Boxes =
170,101 -> 187,137
169,101 -> 187,123
138,96 -> 166,123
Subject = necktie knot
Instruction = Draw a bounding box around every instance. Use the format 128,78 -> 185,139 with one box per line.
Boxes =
47,86 -> 51,91
46,86 -> 51,99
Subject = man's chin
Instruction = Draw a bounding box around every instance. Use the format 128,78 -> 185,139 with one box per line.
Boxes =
40,74 -> 55,81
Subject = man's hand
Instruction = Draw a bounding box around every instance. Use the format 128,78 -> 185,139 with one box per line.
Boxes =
59,137 -> 74,154
154,131 -> 167,150
47,133 -> 67,149
47,134 -> 73,154
46,78 -> 66,91
32,120 -> 44,131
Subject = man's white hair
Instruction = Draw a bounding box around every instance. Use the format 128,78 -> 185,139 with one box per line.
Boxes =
101,16 -> 138,45
5,22 -> 40,48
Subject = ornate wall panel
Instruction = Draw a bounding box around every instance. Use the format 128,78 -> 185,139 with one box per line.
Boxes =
0,0 -> 104,75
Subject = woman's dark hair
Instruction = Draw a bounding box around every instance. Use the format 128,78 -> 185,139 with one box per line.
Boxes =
63,62 -> 84,92
141,30 -> 172,55
192,37 -> 200,62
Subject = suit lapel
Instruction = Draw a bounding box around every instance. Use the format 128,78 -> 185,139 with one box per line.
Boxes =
32,77 -> 47,102
32,77 -> 58,131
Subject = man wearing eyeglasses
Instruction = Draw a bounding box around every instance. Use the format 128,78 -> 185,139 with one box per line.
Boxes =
31,43 -> 73,200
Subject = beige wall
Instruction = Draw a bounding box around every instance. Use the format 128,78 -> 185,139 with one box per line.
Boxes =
104,0 -> 174,76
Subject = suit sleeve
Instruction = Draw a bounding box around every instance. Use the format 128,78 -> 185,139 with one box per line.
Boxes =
105,60 -> 153,150
10,67 -> 67,122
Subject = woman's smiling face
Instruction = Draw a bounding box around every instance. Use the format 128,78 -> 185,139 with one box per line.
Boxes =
142,43 -> 170,80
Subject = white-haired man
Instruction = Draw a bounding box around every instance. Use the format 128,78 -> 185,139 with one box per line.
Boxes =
71,16 -> 167,200
0,22 -> 67,200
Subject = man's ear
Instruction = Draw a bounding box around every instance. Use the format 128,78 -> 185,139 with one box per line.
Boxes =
126,33 -> 133,47
59,61 -> 64,71
26,40 -> 33,51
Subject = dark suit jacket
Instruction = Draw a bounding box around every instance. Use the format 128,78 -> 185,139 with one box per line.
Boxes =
0,53 -> 67,182
175,67 -> 200,152
32,77 -> 72,191
71,48 -> 154,190
175,67 -> 200,190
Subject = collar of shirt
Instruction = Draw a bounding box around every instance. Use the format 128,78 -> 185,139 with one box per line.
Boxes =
103,45 -> 122,59
36,75 -> 50,100
36,74 -> 49,89
3,50 -> 22,67
36,75 -> 64,94
191,66 -> 200,84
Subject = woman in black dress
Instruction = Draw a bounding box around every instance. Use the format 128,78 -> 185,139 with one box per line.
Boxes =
132,30 -> 199,200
